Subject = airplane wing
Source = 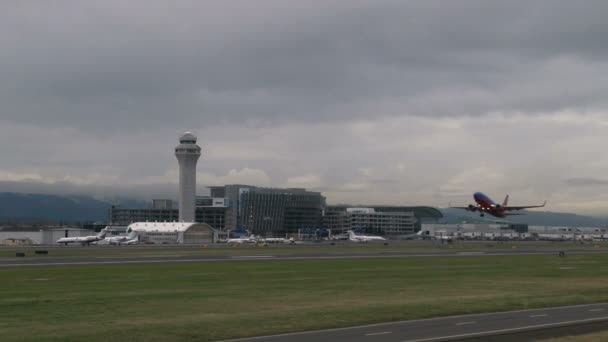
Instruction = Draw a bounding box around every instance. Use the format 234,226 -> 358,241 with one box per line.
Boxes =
505,201 -> 547,211
449,203 -> 478,212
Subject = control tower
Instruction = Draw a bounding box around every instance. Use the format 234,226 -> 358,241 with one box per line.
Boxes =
175,132 -> 201,222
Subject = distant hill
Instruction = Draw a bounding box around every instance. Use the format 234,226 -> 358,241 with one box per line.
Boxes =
1,192 -> 606,227
0,192 -> 148,223
440,208 -> 608,227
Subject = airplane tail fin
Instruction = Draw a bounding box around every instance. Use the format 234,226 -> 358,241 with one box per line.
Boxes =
502,195 -> 509,207
98,229 -> 108,239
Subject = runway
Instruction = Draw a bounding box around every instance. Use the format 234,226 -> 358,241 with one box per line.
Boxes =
220,303 -> 608,342
1,248 -> 607,267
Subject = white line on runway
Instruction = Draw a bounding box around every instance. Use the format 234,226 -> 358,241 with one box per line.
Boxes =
365,331 -> 392,336
231,256 -> 275,259
529,314 -> 548,317
455,321 -> 476,325
400,316 -> 608,342
589,308 -> 605,312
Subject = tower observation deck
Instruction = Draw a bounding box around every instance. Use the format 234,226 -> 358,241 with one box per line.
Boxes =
175,132 -> 201,222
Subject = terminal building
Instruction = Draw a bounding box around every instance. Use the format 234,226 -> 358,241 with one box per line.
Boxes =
209,185 -> 326,236
238,187 -> 325,236
110,185 -> 326,237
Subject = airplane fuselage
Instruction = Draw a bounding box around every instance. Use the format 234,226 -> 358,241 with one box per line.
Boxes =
473,192 -> 506,218
453,192 -> 546,218
56,236 -> 99,245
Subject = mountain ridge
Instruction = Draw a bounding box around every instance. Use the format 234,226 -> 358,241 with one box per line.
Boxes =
0,192 -> 606,226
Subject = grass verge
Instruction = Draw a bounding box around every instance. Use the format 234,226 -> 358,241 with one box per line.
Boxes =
1,254 -> 608,341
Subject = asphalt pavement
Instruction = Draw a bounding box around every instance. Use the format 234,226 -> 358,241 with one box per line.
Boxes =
219,303 -> 608,342
1,248 -> 607,268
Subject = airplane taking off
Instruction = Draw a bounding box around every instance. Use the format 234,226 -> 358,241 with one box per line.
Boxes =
56,229 -> 108,245
451,192 -> 546,218
347,230 -> 386,242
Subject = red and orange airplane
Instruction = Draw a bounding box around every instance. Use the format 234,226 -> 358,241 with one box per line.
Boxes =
451,192 -> 546,218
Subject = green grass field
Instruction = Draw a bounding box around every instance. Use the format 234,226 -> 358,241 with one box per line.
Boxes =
2,254 -> 608,342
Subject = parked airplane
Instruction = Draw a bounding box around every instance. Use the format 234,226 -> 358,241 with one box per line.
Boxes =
347,230 -> 386,242
106,231 -> 139,245
56,229 -> 108,245
417,230 -> 455,242
260,237 -> 295,244
451,192 -> 546,218
226,235 -> 257,244
401,229 -> 430,240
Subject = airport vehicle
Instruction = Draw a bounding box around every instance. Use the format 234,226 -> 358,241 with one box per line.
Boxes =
347,230 -> 386,242
226,235 -> 257,244
106,231 -> 139,245
451,192 -> 546,218
56,229 -> 108,245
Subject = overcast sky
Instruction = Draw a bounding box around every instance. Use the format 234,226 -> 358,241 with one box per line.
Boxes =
2,0 -> 608,215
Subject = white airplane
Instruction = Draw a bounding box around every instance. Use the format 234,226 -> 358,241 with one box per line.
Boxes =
417,230 -> 454,241
260,237 -> 295,244
400,230 -> 428,240
226,235 -> 257,244
347,230 -> 386,242
57,229 -> 108,245
105,231 -> 139,245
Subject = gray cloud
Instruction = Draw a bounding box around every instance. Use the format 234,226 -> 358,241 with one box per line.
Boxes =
2,1 -> 608,214
565,178 -> 608,187
4,1 -> 608,130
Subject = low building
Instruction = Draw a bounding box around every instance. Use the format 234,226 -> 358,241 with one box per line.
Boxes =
2,238 -> 33,246
325,205 -> 443,234
0,228 -> 94,245
127,222 -> 217,244
110,197 -> 228,230
324,207 -> 418,237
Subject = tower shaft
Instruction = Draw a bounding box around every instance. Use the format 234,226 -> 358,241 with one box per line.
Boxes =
175,132 -> 201,222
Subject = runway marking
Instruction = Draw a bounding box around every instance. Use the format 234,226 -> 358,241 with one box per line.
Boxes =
455,321 -> 476,325
400,316 -> 608,342
231,256 -> 275,259
365,331 -> 392,336
458,252 -> 485,255
589,308 -> 604,312
529,314 -> 548,317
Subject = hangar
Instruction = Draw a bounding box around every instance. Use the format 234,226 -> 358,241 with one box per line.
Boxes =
127,222 -> 217,244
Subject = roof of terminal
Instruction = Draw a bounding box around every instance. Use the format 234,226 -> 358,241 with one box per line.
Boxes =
128,222 -> 197,232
